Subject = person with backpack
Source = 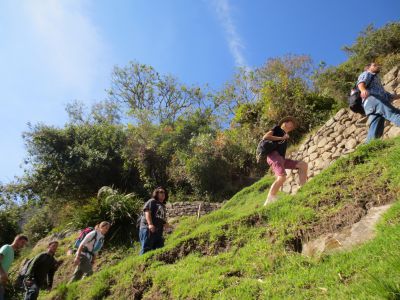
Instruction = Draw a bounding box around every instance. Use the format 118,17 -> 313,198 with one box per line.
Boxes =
261,117 -> 308,206
23,241 -> 59,300
70,227 -> 95,254
138,187 -> 169,255
69,221 -> 110,283
357,62 -> 400,142
0,235 -> 28,300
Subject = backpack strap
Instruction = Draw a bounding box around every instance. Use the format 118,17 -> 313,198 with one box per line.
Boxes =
83,231 -> 98,258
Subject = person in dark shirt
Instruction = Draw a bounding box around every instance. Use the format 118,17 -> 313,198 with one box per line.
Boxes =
24,241 -> 59,300
139,187 -> 169,255
263,117 -> 308,205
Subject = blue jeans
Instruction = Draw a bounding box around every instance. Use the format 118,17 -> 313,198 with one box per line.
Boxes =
0,284 -> 4,300
364,95 -> 400,143
366,114 -> 385,142
139,227 -> 164,255
24,281 -> 40,300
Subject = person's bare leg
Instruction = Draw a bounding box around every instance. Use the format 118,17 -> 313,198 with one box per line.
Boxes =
297,161 -> 308,186
264,175 -> 286,206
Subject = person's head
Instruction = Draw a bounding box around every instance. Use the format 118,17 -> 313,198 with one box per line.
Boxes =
12,235 -> 28,250
279,117 -> 298,133
365,62 -> 380,74
98,221 -> 111,235
152,187 -> 168,203
47,241 -> 59,255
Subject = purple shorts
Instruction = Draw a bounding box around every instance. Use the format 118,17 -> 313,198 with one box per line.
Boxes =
266,151 -> 299,176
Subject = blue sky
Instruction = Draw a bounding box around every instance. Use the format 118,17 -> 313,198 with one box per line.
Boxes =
0,0 -> 399,183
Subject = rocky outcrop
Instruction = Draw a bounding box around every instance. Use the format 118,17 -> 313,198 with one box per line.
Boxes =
283,65 -> 400,194
383,65 -> 400,94
302,204 -> 392,257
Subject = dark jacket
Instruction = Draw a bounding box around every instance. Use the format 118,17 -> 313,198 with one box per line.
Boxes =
26,252 -> 57,288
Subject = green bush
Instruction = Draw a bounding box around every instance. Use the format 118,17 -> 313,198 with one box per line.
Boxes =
72,187 -> 143,245
23,206 -> 53,245
0,210 -> 20,245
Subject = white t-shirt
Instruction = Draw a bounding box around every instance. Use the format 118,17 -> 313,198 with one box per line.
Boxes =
80,230 -> 104,260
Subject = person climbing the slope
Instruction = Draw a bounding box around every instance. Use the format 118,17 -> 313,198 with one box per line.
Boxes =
358,62 -> 400,142
0,235 -> 28,300
263,117 -> 308,206
23,241 -> 60,300
138,187 -> 169,255
69,221 -> 110,282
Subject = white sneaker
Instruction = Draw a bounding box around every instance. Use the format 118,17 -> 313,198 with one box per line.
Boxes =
264,195 -> 278,206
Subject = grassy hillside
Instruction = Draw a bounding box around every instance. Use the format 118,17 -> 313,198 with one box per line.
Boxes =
35,137 -> 400,299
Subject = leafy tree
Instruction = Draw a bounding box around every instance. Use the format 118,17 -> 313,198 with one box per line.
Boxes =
22,123 -> 140,200
66,99 -> 121,125
0,186 -> 21,244
212,67 -> 258,119
0,210 -> 20,245
232,55 -> 335,142
108,61 -> 207,124
260,75 -> 335,141
343,23 -> 400,68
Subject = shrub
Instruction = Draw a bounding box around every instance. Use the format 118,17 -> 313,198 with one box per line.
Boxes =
22,206 -> 53,245
0,210 -> 20,245
72,187 -> 143,245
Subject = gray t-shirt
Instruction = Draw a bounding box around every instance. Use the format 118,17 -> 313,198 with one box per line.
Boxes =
139,198 -> 167,231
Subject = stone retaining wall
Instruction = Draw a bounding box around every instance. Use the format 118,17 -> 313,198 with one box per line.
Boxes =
166,201 -> 224,218
283,65 -> 400,194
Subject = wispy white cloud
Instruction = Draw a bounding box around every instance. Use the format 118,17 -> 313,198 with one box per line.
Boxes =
211,0 -> 248,68
22,0 -> 108,95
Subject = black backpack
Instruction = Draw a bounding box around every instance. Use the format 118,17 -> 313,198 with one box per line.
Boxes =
256,139 -> 277,163
348,74 -> 376,115
15,257 -> 34,289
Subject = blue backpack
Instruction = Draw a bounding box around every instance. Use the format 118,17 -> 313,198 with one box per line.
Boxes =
73,227 -> 104,255
73,227 -> 95,250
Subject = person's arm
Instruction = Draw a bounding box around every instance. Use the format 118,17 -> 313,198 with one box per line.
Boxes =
145,210 -> 156,233
263,130 -> 289,141
0,254 -> 8,284
358,82 -> 369,99
74,243 -> 85,265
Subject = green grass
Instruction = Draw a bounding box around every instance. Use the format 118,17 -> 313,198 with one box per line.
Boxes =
44,137 -> 400,299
